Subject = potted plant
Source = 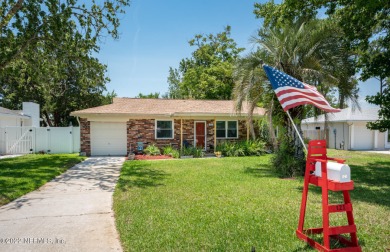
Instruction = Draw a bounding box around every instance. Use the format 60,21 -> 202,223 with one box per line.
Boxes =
214,151 -> 222,158
128,152 -> 136,160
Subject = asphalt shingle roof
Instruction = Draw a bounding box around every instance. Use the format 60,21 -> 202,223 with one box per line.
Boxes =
302,107 -> 380,123
71,98 -> 265,117
0,107 -> 29,118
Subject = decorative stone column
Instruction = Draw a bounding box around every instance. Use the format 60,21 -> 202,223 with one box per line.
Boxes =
80,118 -> 91,156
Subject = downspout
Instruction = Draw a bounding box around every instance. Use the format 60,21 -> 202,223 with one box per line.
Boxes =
76,116 -> 80,126
347,121 -> 353,150
342,122 -> 345,150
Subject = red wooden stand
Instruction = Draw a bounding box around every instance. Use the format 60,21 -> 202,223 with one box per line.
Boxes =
296,140 -> 361,251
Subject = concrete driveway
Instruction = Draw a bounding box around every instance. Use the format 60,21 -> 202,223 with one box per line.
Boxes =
0,157 -> 125,252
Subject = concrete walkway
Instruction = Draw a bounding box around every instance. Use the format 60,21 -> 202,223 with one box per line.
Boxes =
0,157 -> 125,252
364,150 -> 390,155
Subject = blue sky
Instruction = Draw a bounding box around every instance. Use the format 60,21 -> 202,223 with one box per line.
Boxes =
96,0 -> 380,107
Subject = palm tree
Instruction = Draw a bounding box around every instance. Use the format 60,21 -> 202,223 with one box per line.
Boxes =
233,51 -> 268,139
234,19 -> 358,176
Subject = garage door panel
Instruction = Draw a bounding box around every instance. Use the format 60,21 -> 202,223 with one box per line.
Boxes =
91,122 -> 127,156
354,124 -> 373,150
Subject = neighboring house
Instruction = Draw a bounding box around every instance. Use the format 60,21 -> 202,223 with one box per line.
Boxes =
0,102 -> 41,154
70,98 -> 265,156
0,102 -> 40,127
301,107 -> 390,150
0,102 -> 80,155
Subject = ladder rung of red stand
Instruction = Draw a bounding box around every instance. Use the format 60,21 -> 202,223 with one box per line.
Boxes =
328,203 -> 352,213
296,140 -> 361,251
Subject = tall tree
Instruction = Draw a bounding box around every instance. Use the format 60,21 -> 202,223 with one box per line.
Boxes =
366,78 -> 389,131
0,42 -> 115,126
0,0 -> 129,126
234,19 -> 357,176
136,92 -> 161,99
233,50 -> 270,141
0,0 -> 130,69
167,26 -> 244,100
254,0 -> 389,131
167,67 -> 183,99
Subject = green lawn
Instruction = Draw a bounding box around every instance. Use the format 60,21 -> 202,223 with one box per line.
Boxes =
0,154 -> 85,206
113,150 -> 390,251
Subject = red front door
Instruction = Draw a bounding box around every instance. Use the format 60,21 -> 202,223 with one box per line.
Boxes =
195,122 -> 206,149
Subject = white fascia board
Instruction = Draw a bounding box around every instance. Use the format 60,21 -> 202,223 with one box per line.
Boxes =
172,112 -> 263,118
0,113 -> 30,119
71,112 -> 263,120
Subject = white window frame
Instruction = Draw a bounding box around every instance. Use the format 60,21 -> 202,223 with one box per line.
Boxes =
216,120 -> 239,139
155,119 -> 174,139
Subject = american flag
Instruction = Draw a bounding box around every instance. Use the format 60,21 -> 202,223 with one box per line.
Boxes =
263,65 -> 341,113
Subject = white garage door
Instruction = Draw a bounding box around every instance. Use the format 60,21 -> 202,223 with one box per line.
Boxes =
354,124 -> 373,150
91,122 -> 127,156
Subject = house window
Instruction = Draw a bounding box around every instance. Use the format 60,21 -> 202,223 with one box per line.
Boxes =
216,121 -> 238,139
155,120 -> 173,139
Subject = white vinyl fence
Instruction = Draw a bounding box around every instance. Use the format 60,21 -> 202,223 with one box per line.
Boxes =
0,126 -> 80,155
303,129 -> 329,140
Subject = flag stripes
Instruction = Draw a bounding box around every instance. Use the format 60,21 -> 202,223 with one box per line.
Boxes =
263,65 -> 341,113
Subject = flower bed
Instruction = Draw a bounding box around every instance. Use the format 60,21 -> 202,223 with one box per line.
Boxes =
134,154 -> 173,160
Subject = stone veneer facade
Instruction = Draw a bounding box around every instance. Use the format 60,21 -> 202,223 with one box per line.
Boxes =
80,118 -> 247,156
79,118 -> 91,156
126,119 -> 247,153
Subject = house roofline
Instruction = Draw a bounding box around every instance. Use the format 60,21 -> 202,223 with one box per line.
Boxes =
302,119 -> 375,124
70,112 -> 263,118
0,112 -> 31,119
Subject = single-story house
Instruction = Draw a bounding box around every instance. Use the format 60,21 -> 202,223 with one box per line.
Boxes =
301,107 -> 390,150
0,102 -> 40,127
70,98 -> 265,156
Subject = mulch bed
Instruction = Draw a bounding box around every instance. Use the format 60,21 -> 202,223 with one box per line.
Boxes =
134,154 -> 173,160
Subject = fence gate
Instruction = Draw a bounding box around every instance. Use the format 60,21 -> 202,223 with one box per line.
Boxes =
0,126 -> 80,155
5,127 -> 34,154
303,129 -> 330,147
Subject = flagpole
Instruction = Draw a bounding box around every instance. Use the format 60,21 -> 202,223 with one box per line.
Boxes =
286,110 -> 308,153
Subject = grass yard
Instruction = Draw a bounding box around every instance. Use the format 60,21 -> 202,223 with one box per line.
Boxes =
114,150 -> 390,251
0,154 -> 85,206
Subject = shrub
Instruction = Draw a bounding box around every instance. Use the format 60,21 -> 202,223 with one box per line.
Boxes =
246,140 -> 266,156
180,147 -> 204,158
162,146 -> 180,158
144,144 -> 161,156
271,136 -> 305,177
192,147 -> 204,158
216,140 -> 266,157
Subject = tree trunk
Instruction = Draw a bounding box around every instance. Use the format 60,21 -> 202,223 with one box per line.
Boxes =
267,100 -> 278,150
247,101 -> 257,140
43,112 -> 53,127
285,108 -> 306,175
0,0 -> 24,29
